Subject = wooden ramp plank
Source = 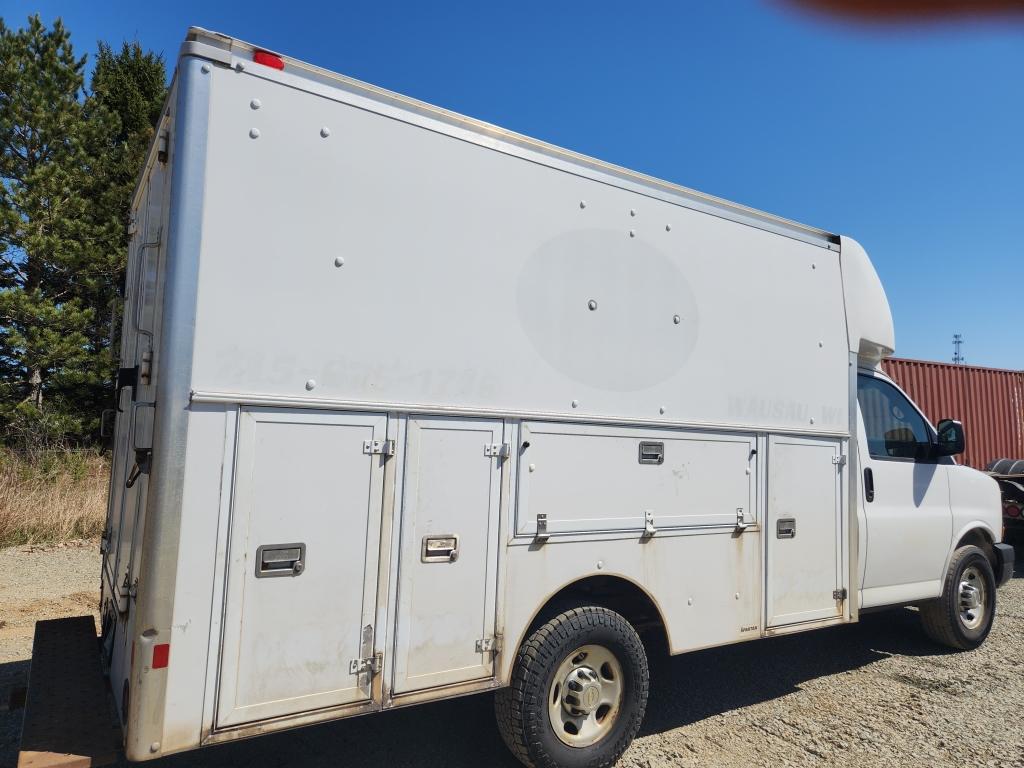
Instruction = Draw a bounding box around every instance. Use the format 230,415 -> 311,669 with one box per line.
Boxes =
18,616 -> 120,768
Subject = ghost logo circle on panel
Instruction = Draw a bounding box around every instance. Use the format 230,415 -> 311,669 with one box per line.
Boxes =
517,229 -> 699,392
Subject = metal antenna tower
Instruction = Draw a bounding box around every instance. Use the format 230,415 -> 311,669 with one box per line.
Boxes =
952,333 -> 964,365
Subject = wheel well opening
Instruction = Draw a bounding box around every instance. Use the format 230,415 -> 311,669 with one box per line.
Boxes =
957,528 -> 996,571
527,575 -> 670,657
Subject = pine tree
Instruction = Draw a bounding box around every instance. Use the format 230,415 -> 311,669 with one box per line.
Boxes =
0,16 -> 166,444
0,15 -> 95,441
73,42 -> 166,439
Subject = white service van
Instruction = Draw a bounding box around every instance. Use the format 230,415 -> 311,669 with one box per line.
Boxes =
100,28 -> 1012,768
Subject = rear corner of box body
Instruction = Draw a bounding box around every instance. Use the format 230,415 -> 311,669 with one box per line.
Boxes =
124,52 -> 215,761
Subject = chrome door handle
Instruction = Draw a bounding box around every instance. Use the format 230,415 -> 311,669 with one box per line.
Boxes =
776,518 -> 796,539
421,535 -> 459,563
255,543 -> 306,577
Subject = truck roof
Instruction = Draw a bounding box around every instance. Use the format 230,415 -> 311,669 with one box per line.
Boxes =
179,27 -> 840,251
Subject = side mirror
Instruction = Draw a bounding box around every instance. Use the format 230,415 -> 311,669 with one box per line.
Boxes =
935,419 -> 965,457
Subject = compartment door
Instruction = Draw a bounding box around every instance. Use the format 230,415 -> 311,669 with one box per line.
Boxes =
216,408 -> 387,727
515,422 -> 755,536
103,163 -> 167,611
766,435 -> 845,628
392,417 -> 504,694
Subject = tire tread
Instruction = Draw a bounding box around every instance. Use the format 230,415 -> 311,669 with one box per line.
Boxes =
495,606 -> 648,768
919,544 -> 995,650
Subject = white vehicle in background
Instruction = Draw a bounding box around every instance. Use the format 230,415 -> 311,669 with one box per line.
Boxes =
83,28 -> 1011,768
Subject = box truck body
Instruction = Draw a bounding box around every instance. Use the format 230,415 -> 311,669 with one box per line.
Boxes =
95,28 -> 1010,767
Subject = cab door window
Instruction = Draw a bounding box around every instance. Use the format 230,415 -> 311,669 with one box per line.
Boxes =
857,375 -> 932,460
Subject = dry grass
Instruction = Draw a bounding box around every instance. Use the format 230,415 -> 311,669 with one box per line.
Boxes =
0,449 -> 109,548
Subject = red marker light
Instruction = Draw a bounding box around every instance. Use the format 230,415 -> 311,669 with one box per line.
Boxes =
1005,505 -> 1021,519
152,643 -> 170,669
253,50 -> 285,70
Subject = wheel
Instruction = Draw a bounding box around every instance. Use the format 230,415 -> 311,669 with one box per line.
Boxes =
986,458 -> 1013,474
919,545 -> 996,650
495,606 -> 648,768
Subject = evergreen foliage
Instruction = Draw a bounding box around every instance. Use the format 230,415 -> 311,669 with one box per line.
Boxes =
0,15 -> 166,446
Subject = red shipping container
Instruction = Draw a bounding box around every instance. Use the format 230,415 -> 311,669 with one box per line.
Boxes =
882,358 -> 1024,470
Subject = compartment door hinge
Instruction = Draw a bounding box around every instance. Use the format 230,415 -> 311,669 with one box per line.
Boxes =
362,439 -> 395,457
348,651 -> 383,676
833,588 -> 848,601
832,455 -> 847,467
534,513 -> 550,543
475,635 -> 502,654
484,442 -> 511,458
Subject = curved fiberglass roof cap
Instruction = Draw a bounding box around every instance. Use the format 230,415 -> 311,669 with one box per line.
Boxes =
840,236 -> 895,364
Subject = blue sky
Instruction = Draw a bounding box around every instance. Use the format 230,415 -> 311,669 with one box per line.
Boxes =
6,1 -> 1022,368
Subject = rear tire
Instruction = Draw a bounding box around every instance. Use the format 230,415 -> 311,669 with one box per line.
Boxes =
495,606 -> 648,768
919,545 -> 996,650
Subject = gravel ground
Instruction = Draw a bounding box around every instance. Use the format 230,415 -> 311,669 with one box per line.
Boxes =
2,542 -> 1022,768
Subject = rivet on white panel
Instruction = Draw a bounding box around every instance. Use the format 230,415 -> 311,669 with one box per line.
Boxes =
579,200 -> 587,209
249,128 -> 260,139
320,126 -> 331,138
629,230 -> 635,238
334,257 -> 345,268
305,379 -> 316,391
571,400 -> 579,408
250,99 -> 261,110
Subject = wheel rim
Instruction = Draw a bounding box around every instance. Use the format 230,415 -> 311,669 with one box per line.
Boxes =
547,644 -> 624,748
957,565 -> 988,631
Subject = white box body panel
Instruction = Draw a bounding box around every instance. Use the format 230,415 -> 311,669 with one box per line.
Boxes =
191,61 -> 849,434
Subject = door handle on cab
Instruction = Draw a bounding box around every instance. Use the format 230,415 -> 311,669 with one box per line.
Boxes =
864,468 -> 874,503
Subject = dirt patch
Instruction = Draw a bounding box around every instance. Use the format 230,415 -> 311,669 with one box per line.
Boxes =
0,541 -> 100,663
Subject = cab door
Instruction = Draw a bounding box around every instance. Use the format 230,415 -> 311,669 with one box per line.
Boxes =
856,372 -> 952,606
